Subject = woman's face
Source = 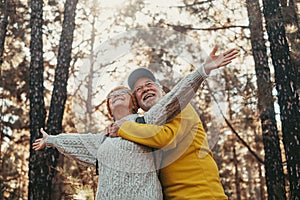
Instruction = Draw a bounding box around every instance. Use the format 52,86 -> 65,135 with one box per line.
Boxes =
107,89 -> 133,115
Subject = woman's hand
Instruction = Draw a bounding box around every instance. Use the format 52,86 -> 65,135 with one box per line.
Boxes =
104,119 -> 126,137
204,45 -> 238,74
32,128 -> 49,151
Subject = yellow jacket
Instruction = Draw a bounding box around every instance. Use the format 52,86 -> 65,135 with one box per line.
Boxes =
119,104 -> 228,200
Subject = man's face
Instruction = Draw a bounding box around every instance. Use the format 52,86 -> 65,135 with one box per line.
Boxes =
133,77 -> 163,111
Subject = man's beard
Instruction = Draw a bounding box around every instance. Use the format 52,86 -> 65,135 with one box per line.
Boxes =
139,89 -> 164,111
140,94 -> 162,111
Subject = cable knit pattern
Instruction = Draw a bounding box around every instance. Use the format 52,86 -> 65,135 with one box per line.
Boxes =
46,133 -> 101,166
46,132 -> 162,199
46,113 -> 162,199
96,138 -> 162,200
45,66 -> 208,200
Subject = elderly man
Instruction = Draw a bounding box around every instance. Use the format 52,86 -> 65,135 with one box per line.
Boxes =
108,46 -> 237,199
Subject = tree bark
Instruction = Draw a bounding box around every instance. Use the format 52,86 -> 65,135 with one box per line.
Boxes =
28,0 -> 48,199
262,0 -> 300,199
46,0 -> 78,198
0,0 -> 9,65
281,0 -> 300,97
47,0 -> 78,134
246,0 -> 287,199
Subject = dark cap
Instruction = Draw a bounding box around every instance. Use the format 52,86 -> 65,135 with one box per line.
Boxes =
127,68 -> 156,90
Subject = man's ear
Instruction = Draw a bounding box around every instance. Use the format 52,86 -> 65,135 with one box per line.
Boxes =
159,86 -> 166,96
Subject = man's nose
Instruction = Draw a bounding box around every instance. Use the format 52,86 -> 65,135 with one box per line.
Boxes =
142,87 -> 150,94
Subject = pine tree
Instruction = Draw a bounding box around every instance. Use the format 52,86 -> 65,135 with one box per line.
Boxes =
262,0 -> 300,198
28,0 -> 47,198
28,0 -> 78,198
246,0 -> 286,199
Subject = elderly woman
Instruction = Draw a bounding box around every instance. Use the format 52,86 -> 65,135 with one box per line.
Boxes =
33,86 -> 163,200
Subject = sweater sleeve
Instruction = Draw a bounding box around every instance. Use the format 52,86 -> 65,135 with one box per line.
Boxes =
46,133 -> 106,166
144,65 -> 208,125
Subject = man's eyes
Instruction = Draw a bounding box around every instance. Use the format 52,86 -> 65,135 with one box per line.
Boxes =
134,87 -> 140,92
135,82 -> 155,93
145,82 -> 154,87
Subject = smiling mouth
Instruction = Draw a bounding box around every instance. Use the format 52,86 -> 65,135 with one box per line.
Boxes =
112,97 -> 124,104
143,93 -> 155,101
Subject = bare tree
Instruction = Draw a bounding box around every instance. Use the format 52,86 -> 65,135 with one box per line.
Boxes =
246,0 -> 286,199
280,0 -> 300,95
0,0 -> 8,65
28,0 -> 78,199
46,0 -> 78,198
28,0 -> 47,199
262,0 -> 300,199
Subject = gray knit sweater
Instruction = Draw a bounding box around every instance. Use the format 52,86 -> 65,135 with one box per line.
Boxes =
46,66 -> 208,200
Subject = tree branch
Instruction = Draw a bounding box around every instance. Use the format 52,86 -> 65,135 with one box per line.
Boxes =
166,23 -> 249,31
170,0 -> 214,9
208,85 -> 264,164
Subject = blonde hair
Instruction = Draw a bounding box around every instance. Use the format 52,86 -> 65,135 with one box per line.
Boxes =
106,86 -> 138,120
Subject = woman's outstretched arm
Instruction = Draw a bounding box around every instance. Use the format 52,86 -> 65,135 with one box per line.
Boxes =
33,128 -> 106,166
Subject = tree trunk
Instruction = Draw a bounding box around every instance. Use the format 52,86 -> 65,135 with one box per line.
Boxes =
28,0 -> 48,199
246,0 -> 287,199
46,0 -> 78,198
0,0 -> 9,156
281,0 -> 300,97
262,0 -> 300,199
86,14 -> 96,133
0,0 -> 9,65
233,144 -> 241,200
47,0 -> 78,134
258,163 -> 265,200
247,165 -> 253,200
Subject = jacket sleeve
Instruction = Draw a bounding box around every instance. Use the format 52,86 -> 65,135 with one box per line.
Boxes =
119,120 -> 179,149
46,133 -> 106,166
119,105 -> 197,150
144,65 -> 208,125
